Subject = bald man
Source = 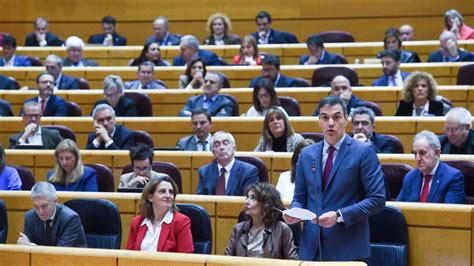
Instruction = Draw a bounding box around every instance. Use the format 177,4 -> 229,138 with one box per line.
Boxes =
399,24 -> 415,41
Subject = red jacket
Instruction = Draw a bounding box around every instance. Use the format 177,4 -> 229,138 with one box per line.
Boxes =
126,211 -> 194,253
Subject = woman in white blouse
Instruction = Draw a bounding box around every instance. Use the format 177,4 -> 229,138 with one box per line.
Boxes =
246,78 -> 286,117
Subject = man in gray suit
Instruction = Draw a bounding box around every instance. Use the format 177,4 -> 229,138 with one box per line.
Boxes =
176,108 -> 213,151
125,61 -> 167,90
62,36 -> 98,67
9,102 -> 63,149
17,182 -> 87,247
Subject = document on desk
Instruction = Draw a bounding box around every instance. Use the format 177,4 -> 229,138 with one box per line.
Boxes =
283,207 -> 317,220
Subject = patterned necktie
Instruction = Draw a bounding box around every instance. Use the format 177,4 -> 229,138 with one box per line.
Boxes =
40,99 -> 46,114
419,174 -> 432,202
322,146 -> 335,192
216,168 -> 226,195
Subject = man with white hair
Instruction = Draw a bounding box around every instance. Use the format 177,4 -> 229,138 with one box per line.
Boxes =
45,54 -> 79,90
92,75 -> 137,117
24,17 -> 64,47
397,130 -> 465,203
427,31 -> 472,62
172,35 -> 222,66
145,16 -> 181,46
62,36 -> 98,67
17,182 -> 87,247
439,107 -> 474,154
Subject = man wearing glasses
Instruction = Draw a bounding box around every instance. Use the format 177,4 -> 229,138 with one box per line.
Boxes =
439,107 -> 474,154
92,75 -> 137,117
23,72 -> 68,117
9,101 -> 63,149
118,143 -> 169,189
45,54 -> 79,90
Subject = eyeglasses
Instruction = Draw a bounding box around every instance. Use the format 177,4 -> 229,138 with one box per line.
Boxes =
353,121 -> 370,127
444,126 -> 465,133
257,93 -> 270,99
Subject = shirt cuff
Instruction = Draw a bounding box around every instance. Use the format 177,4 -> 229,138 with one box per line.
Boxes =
104,139 -> 114,148
92,139 -> 101,148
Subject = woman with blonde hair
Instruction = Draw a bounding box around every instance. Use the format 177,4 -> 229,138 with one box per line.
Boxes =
203,12 -> 241,45
48,139 -> 98,191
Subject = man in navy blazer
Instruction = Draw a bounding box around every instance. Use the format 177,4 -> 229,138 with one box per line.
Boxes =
45,55 -> 79,90
17,182 -> 87,247
249,54 -> 299,88
23,72 -> 68,117
88,16 -> 127,46
0,35 -> 32,67
196,131 -> 259,196
372,49 -> 410,86
397,130 -> 465,204
176,108 -> 213,151
173,35 -> 222,66
86,104 -> 135,150
0,74 -> 15,90
145,16 -> 181,46
24,17 -> 64,47
299,35 -> 346,65
251,11 -> 298,44
427,31 -> 472,62
179,72 -> 234,117
284,96 -> 385,261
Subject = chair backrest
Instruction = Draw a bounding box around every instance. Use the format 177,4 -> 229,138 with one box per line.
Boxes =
300,132 -> 325,143
379,134 -> 405,154
293,78 -> 310,87
317,31 -> 355,43
77,78 -> 90,90
278,96 -> 301,116
221,94 -> 240,116
124,92 -> 153,116
66,101 -> 82,116
121,161 -> 183,193
0,200 -> 7,244
362,101 -> 383,116
456,64 -> 474,85
64,199 -> 122,249
218,72 -> 231,88
42,125 -> 76,142
235,156 -> 268,183
176,203 -> 212,254
8,77 -> 20,90
132,130 -> 154,147
28,56 -> 43,66
367,205 -> 408,266
381,163 -> 412,200
311,66 -> 359,87
445,160 -> 474,204
84,164 -> 114,192
11,165 -> 35,190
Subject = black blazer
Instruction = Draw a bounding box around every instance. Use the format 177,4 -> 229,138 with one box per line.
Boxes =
24,32 -> 64,46
0,75 -> 15,90
57,74 -> 79,90
251,29 -> 299,44
91,97 -> 137,117
203,34 -> 241,45
88,33 -> 127,46
24,95 -> 68,117
394,100 -> 444,116
86,125 -> 135,150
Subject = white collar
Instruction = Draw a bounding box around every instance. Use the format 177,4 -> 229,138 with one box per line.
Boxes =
141,209 -> 174,228
218,158 -> 236,173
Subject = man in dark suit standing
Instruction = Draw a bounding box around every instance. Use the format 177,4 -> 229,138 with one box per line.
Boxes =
427,31 -> 472,62
24,17 -> 64,47
176,108 -> 213,151
372,49 -> 410,86
86,104 -> 135,150
45,54 -> 79,90
172,35 -> 222,66
196,131 -> 259,196
10,102 -> 63,149
397,130 -> 465,204
251,11 -> 298,44
62,36 -> 98,67
17,182 -> 87,247
439,107 -> 474,154
23,72 -> 68,116
300,35 -> 346,65
284,96 -> 385,261
249,54 -> 299,88
0,35 -> 32,67
88,16 -> 127,46
145,16 -> 181,46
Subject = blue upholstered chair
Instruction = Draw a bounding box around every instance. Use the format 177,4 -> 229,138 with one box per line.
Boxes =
0,200 -> 7,243
176,203 -> 212,254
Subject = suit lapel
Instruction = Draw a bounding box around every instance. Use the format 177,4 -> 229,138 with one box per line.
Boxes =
157,222 -> 171,251
428,163 -> 443,202
226,161 -> 239,195
413,171 -> 423,202
43,96 -> 53,116
315,142 -> 324,193
326,136 -> 350,189
41,128 -> 50,148
135,223 -> 147,249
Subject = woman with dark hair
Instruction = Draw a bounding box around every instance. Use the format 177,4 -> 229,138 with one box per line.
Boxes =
232,35 -> 262,65
255,108 -> 304,152
0,144 -> 21,190
48,139 -> 98,192
126,176 -> 194,253
443,9 -> 474,40
203,12 -> 241,45
383,28 -> 421,63
178,57 -> 207,90
130,41 -> 170,67
246,78 -> 285,117
225,182 -> 298,259
276,139 -> 315,201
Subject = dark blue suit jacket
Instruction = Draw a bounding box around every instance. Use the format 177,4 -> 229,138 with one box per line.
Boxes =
249,74 -> 299,88
173,49 -> 222,66
24,95 -> 68,116
92,97 -> 137,117
48,166 -> 98,192
179,94 -> 234,117
370,132 -> 396,154
395,100 -> 444,116
24,32 -> 64,47
57,74 -> 79,90
299,51 -> 346,65
251,29 -> 299,44
313,95 -> 365,116
396,161 -> 465,204
371,71 -> 410,86
291,135 -> 386,261
176,135 -> 199,151
0,55 -> 32,67
23,204 -> 87,247
439,130 -> 474,155
400,50 -> 421,63
196,159 -> 259,196
88,33 -> 127,46
427,49 -> 473,62
146,33 -> 181,46
85,125 -> 135,150
0,74 -> 15,90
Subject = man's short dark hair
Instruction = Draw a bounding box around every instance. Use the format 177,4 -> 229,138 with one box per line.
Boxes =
350,106 -> 375,124
101,15 -> 117,26
306,34 -> 325,47
2,35 -> 17,48
191,108 -> 212,123
129,143 -> 154,164
35,71 -> 53,84
261,54 -> 280,69
377,48 -> 400,62
256,11 -> 272,23
317,96 -> 348,117
138,61 -> 155,72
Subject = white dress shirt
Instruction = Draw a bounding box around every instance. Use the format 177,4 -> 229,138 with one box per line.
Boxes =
140,210 -> 174,251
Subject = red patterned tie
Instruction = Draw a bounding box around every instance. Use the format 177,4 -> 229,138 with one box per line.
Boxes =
216,168 -> 226,195
40,99 -> 46,114
419,174 -> 432,202
322,146 -> 335,192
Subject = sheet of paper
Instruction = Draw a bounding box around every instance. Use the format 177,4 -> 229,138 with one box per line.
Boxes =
283,207 -> 316,220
